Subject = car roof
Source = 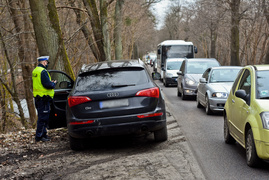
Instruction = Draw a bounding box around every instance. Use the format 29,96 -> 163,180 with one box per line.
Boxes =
166,58 -> 185,62
184,58 -> 218,62
253,65 -> 269,71
158,40 -> 193,46
210,66 -> 242,70
79,59 -> 145,74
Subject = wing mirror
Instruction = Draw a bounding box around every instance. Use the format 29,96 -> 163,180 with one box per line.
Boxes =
199,78 -> 207,83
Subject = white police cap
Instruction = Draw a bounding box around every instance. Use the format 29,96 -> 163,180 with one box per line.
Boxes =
37,56 -> 49,61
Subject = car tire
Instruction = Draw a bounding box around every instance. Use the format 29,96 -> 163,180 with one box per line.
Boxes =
246,129 -> 261,167
177,87 -> 181,97
196,96 -> 203,108
205,95 -> 213,115
69,135 -> 85,151
163,79 -> 168,87
224,115 -> 236,144
154,126 -> 168,142
181,86 -> 187,100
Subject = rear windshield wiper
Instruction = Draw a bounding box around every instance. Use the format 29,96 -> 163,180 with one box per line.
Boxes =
111,84 -> 136,88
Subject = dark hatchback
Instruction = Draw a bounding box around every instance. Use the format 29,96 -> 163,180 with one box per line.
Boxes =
49,60 -> 167,150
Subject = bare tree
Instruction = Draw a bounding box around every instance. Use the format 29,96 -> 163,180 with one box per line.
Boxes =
29,0 -> 75,79
262,0 -> 269,64
7,0 -> 37,127
114,0 -> 124,59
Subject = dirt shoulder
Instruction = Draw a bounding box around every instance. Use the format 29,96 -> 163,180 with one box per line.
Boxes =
0,110 -> 205,180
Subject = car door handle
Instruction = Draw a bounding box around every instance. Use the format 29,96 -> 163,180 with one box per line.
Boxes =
232,99 -> 235,103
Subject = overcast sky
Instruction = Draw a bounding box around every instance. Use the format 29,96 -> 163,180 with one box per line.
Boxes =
150,0 -> 170,30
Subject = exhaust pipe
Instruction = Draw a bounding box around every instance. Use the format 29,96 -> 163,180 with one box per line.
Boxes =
141,125 -> 148,132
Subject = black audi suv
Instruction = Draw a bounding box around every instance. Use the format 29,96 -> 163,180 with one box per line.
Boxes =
49,60 -> 167,150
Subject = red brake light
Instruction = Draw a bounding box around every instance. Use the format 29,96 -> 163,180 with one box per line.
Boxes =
68,96 -> 91,107
70,120 -> 94,125
137,112 -> 163,118
136,87 -> 159,98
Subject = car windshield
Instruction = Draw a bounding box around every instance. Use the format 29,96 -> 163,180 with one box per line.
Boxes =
163,45 -> 194,58
76,68 -> 149,91
167,61 -> 183,70
186,61 -> 219,74
256,70 -> 269,99
210,69 -> 241,83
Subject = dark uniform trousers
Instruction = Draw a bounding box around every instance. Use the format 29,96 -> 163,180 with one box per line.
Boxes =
34,96 -> 51,139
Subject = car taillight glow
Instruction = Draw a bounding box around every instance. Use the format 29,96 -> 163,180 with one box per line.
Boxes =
70,120 -> 94,125
136,87 -> 159,98
68,96 -> 91,107
137,112 -> 163,118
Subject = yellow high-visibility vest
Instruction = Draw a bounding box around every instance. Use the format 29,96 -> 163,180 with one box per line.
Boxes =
32,66 -> 54,98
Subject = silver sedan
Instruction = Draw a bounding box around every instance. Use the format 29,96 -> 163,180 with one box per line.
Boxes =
196,66 -> 242,115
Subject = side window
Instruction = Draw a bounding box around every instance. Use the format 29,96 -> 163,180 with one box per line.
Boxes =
49,71 -> 74,90
238,70 -> 251,95
231,69 -> 244,94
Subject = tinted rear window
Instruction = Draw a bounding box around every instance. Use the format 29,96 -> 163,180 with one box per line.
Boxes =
76,68 -> 149,91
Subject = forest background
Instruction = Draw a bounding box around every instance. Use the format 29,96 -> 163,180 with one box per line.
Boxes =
0,0 -> 269,133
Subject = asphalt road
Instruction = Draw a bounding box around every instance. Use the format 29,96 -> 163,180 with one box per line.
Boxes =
156,81 -> 269,180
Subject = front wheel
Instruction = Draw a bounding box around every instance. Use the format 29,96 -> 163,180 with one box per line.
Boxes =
205,95 -> 213,115
181,86 -> 187,100
154,126 -> 168,142
246,129 -> 260,167
177,87 -> 181,97
196,96 -> 203,108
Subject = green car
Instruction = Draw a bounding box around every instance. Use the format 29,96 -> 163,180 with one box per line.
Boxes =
224,65 -> 269,167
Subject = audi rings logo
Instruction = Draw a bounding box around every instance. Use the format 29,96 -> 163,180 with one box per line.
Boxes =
107,92 -> 119,97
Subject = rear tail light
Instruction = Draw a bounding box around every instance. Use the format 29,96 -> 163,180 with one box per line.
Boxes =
137,112 -> 163,118
70,120 -> 94,125
136,87 -> 159,98
68,96 -> 91,107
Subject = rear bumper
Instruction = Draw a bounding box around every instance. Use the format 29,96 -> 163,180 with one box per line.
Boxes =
67,113 -> 166,139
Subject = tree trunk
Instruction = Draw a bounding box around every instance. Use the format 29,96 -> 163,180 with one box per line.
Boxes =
0,30 -> 27,128
29,0 -> 75,79
0,77 -> 7,132
68,0 -> 100,61
262,0 -> 269,64
210,26 -> 217,58
114,0 -> 124,60
100,0 -> 111,61
82,0 -> 107,62
230,0 -> 241,66
8,0 -> 37,127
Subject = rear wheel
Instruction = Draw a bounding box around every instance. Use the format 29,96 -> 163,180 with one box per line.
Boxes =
69,135 -> 85,151
246,129 -> 260,167
224,115 -> 236,144
154,126 -> 168,142
205,95 -> 213,115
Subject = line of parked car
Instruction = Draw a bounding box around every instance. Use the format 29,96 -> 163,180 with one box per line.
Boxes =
155,57 -> 269,168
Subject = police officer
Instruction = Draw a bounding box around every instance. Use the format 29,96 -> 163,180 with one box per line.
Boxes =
32,56 -> 57,142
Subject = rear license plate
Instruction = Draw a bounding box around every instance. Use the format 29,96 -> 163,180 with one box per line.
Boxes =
99,99 -> 129,109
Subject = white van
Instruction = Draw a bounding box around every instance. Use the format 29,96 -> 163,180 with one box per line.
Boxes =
163,58 -> 184,87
